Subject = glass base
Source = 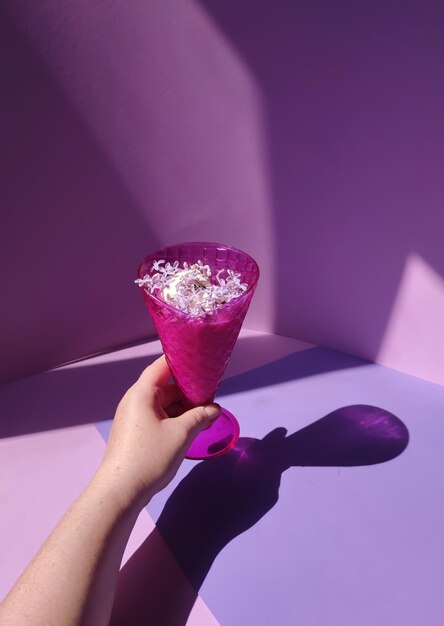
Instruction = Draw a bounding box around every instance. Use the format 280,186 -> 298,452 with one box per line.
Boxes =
185,407 -> 240,460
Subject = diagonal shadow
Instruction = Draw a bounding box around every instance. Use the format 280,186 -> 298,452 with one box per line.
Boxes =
219,344 -> 367,396
110,404 -> 409,626
0,341 -> 367,439
197,0 -> 444,372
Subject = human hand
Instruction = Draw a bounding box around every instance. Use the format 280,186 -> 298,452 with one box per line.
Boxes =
95,355 -> 221,510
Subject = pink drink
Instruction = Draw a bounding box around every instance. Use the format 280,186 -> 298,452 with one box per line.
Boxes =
137,242 -> 259,459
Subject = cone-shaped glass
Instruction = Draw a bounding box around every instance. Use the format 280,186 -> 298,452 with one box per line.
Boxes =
137,242 -> 259,459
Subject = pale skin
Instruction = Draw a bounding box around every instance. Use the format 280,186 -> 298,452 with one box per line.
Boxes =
0,356 -> 221,626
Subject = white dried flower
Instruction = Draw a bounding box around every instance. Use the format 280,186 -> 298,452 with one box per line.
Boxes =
135,258 -> 249,316
152,260 -> 165,272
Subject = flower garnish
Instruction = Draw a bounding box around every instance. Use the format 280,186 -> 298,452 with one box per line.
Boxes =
135,260 -> 248,316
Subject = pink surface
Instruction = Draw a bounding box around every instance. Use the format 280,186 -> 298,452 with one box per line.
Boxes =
145,345 -> 444,626
0,374 -> 225,626
0,425 -> 107,598
2,334 -> 439,625
0,424 -> 219,625
0,329 -> 307,618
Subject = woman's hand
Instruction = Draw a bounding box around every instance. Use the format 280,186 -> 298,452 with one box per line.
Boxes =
95,355 -> 221,509
0,355 -> 220,626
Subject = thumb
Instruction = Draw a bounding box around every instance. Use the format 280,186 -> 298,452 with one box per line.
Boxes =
178,403 -> 221,438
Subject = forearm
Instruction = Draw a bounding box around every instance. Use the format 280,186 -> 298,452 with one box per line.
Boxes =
0,469 -> 146,626
0,355 -> 217,626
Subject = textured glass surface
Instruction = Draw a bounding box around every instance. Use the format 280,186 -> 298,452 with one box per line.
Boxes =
138,242 -> 259,459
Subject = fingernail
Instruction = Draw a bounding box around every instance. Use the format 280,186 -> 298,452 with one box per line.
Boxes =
204,404 -> 221,420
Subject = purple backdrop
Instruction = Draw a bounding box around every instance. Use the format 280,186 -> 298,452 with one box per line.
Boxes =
1,1 -> 273,382
200,0 -> 444,385
2,0 -> 444,385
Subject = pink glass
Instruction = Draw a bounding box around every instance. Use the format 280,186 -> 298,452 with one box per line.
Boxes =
137,242 -> 259,460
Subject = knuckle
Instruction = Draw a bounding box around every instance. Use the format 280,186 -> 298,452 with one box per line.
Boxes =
193,407 -> 207,427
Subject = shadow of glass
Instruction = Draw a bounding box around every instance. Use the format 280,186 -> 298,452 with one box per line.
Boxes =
110,404 -> 409,626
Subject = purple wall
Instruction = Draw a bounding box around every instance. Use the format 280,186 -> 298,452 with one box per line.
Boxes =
1,1 -> 273,382
2,1 -> 444,385
201,0 -> 444,385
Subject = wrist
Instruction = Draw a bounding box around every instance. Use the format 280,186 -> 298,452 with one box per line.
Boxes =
90,461 -> 155,515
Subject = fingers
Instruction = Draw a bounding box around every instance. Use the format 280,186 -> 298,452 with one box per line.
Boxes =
177,403 -> 221,438
262,427 -> 288,444
137,355 -> 171,389
134,357 -> 221,439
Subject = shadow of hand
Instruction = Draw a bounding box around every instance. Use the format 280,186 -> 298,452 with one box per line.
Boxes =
112,405 -> 409,625
157,429 -> 286,586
